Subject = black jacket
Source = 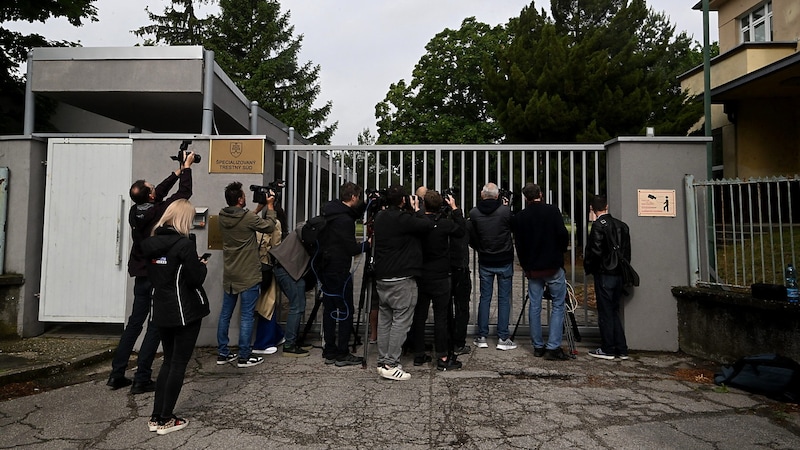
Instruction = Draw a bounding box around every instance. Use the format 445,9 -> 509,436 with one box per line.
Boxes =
318,200 -> 369,273
128,169 -> 192,277
583,213 -> 631,276
373,207 -> 435,280
511,201 -> 569,271
468,199 -> 513,267
141,226 -> 210,327
420,210 -> 466,281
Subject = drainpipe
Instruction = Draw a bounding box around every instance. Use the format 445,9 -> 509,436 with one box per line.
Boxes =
202,49 -> 215,135
702,0 -> 712,180
23,51 -> 34,135
249,101 -> 258,135
286,127 -> 296,228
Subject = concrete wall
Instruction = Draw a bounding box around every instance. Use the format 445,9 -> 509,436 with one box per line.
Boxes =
605,137 -> 709,351
0,138 -> 47,337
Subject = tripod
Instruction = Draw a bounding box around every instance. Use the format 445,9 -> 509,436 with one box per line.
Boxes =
511,282 -> 581,357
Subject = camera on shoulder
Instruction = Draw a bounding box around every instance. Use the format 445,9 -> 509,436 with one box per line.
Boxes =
250,179 -> 285,204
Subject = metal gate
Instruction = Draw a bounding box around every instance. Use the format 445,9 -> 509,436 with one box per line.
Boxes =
39,138 -> 133,322
276,144 -> 606,334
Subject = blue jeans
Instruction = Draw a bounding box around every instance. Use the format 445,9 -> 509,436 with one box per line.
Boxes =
110,277 -> 160,383
477,263 -> 513,339
217,283 -> 259,360
274,265 -> 306,346
527,268 -> 567,350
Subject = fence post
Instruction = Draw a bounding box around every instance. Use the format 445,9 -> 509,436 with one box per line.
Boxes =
685,175 -> 700,286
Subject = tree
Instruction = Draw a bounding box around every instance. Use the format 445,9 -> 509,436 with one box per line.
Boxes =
205,0 -> 336,144
132,0 -> 212,46
376,18 -> 505,144
0,0 -> 98,134
485,0 -> 703,143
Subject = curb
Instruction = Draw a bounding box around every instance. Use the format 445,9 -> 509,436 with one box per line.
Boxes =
0,347 -> 115,386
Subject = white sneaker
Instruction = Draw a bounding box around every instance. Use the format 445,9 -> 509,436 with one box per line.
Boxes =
496,338 -> 517,351
252,347 -> 278,355
473,336 -> 488,348
377,365 -> 411,381
237,356 -> 265,368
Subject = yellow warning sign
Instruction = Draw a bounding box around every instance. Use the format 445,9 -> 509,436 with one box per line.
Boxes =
637,189 -> 676,217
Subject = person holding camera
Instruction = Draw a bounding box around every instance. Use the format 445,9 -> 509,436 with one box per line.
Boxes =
468,182 -> 517,351
511,183 -> 570,361
373,185 -> 435,381
408,190 -> 466,371
217,181 -> 278,368
315,182 -> 370,367
107,148 -> 195,394
141,199 -> 210,435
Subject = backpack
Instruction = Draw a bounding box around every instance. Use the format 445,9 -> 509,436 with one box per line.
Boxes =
714,353 -> 800,402
300,214 -> 329,255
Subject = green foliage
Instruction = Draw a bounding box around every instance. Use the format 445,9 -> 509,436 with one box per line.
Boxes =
205,0 -> 336,144
0,0 -> 97,134
132,0 -> 213,46
376,18 -> 505,144
485,0 -> 705,142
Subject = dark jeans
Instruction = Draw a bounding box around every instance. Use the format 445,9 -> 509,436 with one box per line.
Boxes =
594,274 -> 628,355
274,265 -> 306,346
319,270 -> 354,359
110,277 -> 160,383
450,267 -> 471,348
152,319 -> 202,419
410,277 -> 452,358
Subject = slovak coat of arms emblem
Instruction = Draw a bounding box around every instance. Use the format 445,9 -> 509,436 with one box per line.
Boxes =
230,142 -> 243,158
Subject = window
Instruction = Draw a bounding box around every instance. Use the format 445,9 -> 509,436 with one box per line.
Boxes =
741,1 -> 773,43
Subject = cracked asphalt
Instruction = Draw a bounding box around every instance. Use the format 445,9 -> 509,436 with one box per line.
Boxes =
2,336 -> 800,449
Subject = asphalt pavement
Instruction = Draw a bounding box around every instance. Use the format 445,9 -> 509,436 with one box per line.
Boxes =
1,327 -> 800,449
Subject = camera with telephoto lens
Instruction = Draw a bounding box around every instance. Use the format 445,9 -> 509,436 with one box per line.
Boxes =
170,140 -> 201,164
250,179 -> 285,205
499,187 -> 514,204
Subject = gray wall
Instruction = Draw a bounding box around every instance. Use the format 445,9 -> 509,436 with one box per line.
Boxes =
605,137 -> 709,351
0,137 -> 47,337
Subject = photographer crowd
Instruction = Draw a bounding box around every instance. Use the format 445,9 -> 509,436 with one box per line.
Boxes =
111,144 -> 633,434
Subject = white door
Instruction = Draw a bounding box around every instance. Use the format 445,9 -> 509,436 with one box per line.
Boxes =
39,138 -> 132,322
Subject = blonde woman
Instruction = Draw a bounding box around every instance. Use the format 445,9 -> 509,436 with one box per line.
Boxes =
141,199 -> 210,435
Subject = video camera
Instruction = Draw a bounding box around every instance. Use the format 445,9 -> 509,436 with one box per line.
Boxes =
250,180 -> 285,205
170,140 -> 201,164
365,188 -> 387,220
499,187 -> 514,204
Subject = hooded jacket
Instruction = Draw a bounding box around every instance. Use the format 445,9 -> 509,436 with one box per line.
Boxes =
421,210 -> 466,281
373,207 -> 434,280
317,200 -> 369,273
468,198 -> 514,267
583,213 -> 631,276
218,206 -> 277,293
141,226 -> 210,327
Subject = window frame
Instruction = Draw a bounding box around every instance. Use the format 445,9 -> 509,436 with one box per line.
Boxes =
740,1 -> 773,44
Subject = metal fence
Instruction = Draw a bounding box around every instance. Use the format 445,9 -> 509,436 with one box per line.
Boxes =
275,144 -> 607,331
686,175 -> 799,289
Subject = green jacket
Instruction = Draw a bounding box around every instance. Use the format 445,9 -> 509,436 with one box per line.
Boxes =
219,206 -> 277,294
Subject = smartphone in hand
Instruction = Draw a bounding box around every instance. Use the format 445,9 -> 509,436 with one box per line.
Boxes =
200,253 -> 212,261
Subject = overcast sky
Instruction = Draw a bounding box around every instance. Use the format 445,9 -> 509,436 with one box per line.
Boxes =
7,0 -> 717,144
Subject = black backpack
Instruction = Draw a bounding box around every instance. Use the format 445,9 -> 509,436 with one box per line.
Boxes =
300,214 -> 329,255
714,353 -> 800,402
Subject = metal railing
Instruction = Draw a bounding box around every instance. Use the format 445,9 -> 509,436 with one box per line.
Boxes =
686,174 -> 799,289
275,144 -> 607,331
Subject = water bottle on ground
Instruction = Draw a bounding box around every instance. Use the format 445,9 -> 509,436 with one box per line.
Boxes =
787,263 -> 799,304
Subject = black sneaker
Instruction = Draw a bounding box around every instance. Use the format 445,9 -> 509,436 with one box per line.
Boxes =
334,353 -> 363,367
282,345 -> 310,358
130,380 -> 156,395
216,353 -> 237,365
237,356 -> 264,368
437,357 -> 463,371
453,345 -> 471,355
413,354 -> 432,366
107,376 -> 132,390
544,347 -> 571,361
533,347 -> 546,357
323,355 -> 337,365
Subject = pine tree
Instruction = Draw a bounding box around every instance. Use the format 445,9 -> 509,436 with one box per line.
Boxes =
132,0 -> 212,46
205,0 -> 336,144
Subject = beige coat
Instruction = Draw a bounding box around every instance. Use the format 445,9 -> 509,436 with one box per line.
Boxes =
254,222 -> 282,319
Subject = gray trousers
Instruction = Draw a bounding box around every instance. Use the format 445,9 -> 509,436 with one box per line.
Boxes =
376,278 -> 418,367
